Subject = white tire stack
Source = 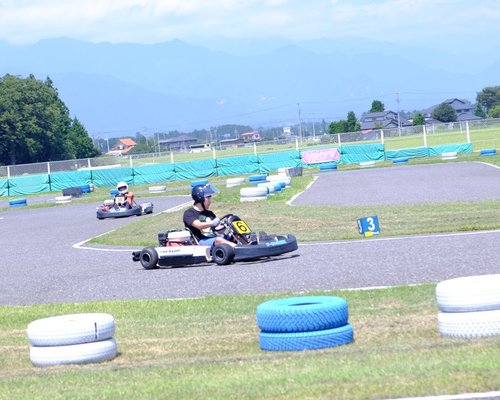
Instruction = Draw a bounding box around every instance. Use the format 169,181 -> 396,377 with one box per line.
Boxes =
240,186 -> 268,202
54,195 -> 72,204
149,185 -> 166,193
226,177 -> 245,188
436,274 -> 500,338
27,313 -> 117,367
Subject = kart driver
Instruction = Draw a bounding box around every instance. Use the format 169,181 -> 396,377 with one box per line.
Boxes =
183,183 -> 236,249
114,181 -> 134,209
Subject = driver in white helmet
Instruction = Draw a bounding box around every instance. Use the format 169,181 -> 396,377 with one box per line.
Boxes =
114,181 -> 134,209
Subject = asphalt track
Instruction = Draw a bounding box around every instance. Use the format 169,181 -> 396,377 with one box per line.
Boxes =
0,161 -> 499,306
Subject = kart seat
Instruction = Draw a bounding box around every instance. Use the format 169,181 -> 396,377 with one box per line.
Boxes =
183,225 -> 200,245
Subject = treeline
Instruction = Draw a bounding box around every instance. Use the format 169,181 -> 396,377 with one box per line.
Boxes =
0,74 -> 99,166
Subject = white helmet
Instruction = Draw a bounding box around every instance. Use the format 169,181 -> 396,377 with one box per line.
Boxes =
116,181 -> 128,194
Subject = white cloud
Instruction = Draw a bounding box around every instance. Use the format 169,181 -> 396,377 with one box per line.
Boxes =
0,0 -> 498,47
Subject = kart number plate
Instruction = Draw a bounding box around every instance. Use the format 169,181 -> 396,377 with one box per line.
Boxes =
232,220 -> 251,234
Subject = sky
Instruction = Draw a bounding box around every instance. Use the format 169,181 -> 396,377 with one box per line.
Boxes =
1,0 -> 499,51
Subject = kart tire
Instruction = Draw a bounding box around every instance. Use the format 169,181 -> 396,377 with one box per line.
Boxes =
140,246 -> 159,270
55,195 -> 72,204
27,313 -> 115,346
30,338 -> 117,367
212,243 -> 235,265
436,274 -> 500,313
438,309 -> 500,338
259,323 -> 353,351
256,296 -> 349,333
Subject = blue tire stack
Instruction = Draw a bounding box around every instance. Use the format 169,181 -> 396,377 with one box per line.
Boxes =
256,296 -> 354,351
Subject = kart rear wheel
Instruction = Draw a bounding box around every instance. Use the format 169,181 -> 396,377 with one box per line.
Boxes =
212,243 -> 235,265
140,247 -> 159,270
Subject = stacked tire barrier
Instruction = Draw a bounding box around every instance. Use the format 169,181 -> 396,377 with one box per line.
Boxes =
27,313 -> 117,367
149,185 -> 167,193
9,198 -> 27,207
226,177 -> 245,188
480,148 -> 497,156
54,195 -> 72,204
256,296 -> 354,351
240,186 -> 268,202
436,274 -> 500,338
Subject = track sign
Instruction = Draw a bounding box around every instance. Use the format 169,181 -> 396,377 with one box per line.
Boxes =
357,216 -> 380,237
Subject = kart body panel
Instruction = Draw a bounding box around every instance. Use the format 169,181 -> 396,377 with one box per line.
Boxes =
96,202 -> 153,219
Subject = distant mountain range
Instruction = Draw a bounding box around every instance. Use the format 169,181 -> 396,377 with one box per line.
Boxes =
0,37 -> 498,137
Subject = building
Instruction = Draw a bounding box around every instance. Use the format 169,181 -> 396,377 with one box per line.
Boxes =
107,138 -> 137,156
158,135 -> 198,152
421,98 -> 483,123
360,111 -> 411,131
240,131 -> 262,142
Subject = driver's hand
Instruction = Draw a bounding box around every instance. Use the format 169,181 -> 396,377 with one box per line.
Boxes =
210,217 -> 221,227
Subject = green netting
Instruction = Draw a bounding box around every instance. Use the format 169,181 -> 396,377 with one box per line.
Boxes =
49,170 -> 92,190
0,179 -> 7,197
428,143 -> 473,156
174,159 -> 217,180
216,155 -> 260,176
257,151 -> 302,173
91,168 -> 134,187
385,147 -> 429,159
338,143 -> 385,164
8,174 -> 50,196
133,163 -> 176,185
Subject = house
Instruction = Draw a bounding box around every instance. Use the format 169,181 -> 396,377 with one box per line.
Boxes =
360,111 -> 411,131
421,98 -> 483,123
158,135 -> 198,152
107,138 -> 137,156
241,131 -> 262,142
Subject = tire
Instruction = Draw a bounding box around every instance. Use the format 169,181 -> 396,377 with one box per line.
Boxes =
259,323 -> 354,351
438,309 -> 500,338
240,187 -> 268,197
212,243 -> 235,265
55,195 -> 72,204
256,296 -> 348,333
9,198 -> 27,207
226,177 -> 245,187
240,196 -> 268,202
27,313 -> 115,346
140,246 -> 159,270
149,185 -> 166,193
436,274 -> 500,312
30,338 -> 117,367
248,174 -> 267,182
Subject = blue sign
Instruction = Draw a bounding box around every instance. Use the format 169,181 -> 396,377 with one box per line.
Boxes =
357,216 -> 380,237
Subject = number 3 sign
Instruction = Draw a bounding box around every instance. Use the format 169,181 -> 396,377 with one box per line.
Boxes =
357,216 -> 380,237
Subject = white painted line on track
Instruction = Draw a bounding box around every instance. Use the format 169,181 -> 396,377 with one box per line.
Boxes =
298,229 -> 500,246
73,201 -> 192,252
287,175 -> 318,206
381,390 -> 500,400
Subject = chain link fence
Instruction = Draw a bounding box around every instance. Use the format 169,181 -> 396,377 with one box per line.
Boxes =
1,118 -> 499,179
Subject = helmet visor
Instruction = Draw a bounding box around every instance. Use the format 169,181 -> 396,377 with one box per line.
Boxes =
202,184 -> 219,197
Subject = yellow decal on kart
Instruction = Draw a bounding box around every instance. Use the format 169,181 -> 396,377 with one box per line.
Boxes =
232,220 -> 251,234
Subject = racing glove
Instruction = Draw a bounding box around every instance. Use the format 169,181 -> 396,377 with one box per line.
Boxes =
210,218 -> 221,227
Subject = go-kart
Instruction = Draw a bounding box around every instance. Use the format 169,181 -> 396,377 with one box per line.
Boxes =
96,197 -> 153,220
132,213 -> 298,269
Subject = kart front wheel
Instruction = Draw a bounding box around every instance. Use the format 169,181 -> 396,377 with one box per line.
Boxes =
212,244 -> 235,266
140,247 -> 159,270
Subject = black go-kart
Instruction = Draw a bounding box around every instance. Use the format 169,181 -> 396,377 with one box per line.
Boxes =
96,198 -> 153,220
132,213 -> 298,269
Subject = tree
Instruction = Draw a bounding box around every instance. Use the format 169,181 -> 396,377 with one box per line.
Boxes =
432,103 -> 457,123
476,86 -> 500,112
489,104 -> 500,119
474,103 -> 487,118
370,100 -> 385,113
346,111 -> 360,132
0,74 -> 98,165
412,112 -> 425,126
328,120 -> 348,134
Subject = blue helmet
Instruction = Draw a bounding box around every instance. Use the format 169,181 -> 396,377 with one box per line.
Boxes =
191,184 -> 219,203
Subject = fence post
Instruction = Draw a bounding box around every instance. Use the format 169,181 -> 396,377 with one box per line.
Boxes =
254,142 -> 257,155
47,162 -> 50,174
466,121 -> 471,143
337,134 -> 342,147
213,147 -> 216,159
129,156 -> 133,167
380,130 -> 384,145
294,139 -> 298,151
88,158 -> 91,168
7,166 -> 10,180
423,125 -> 428,147
170,151 -> 174,164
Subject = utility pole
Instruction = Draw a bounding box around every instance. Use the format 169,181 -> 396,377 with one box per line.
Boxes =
297,103 -> 303,144
396,91 -> 401,136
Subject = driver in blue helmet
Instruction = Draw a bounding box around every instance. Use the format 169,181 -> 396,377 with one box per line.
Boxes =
183,183 -> 236,249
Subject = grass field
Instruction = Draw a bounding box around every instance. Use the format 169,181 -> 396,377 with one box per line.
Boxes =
0,134 -> 499,399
